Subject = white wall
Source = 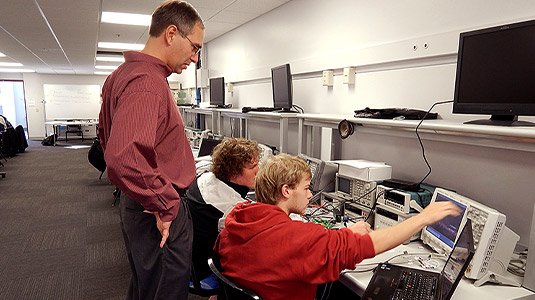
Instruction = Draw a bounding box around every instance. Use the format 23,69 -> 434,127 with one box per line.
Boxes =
203,0 -> 535,245
22,73 -> 106,139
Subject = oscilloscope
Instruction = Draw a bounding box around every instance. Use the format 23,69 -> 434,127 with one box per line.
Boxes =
421,188 -> 519,285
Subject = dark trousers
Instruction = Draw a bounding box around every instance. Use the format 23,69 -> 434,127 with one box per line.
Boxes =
120,192 -> 193,300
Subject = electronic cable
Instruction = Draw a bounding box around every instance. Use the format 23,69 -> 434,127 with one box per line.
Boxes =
343,251 -> 447,274
415,100 -> 454,187
292,104 -> 304,114
364,188 -> 385,224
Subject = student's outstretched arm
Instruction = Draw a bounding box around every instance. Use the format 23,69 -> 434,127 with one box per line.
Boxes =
368,201 -> 461,254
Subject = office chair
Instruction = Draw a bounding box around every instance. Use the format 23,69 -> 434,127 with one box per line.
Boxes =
208,256 -> 262,300
65,125 -> 83,142
189,261 -> 219,297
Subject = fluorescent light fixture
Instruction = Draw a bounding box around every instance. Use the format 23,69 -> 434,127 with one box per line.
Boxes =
0,52 -> 6,57
95,65 -> 118,70
98,42 -> 144,51
0,62 -> 23,67
0,68 -> 35,73
94,71 -> 112,75
101,11 -> 151,26
96,56 -> 124,62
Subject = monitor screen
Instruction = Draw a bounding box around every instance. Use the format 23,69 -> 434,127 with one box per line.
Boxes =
439,219 -> 474,300
422,189 -> 468,254
271,64 -> 293,111
453,19 -> 535,126
337,176 -> 351,194
198,138 -> 222,157
209,77 -> 225,107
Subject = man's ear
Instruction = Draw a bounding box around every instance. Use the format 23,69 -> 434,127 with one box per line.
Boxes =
280,184 -> 291,199
165,25 -> 178,45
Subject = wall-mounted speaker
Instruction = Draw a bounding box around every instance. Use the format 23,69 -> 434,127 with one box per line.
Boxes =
338,119 -> 354,139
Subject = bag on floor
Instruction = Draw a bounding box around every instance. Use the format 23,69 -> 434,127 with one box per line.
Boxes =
41,134 -> 56,146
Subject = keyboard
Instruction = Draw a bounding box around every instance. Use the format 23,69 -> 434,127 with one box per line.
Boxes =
242,106 -> 279,113
393,271 -> 437,300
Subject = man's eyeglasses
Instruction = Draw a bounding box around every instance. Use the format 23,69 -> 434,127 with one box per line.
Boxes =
182,33 -> 201,55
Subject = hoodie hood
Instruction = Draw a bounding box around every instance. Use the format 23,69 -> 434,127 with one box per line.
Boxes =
223,202 -> 289,243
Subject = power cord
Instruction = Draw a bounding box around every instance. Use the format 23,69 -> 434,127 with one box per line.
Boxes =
364,187 -> 385,224
415,100 -> 454,186
292,104 -> 304,114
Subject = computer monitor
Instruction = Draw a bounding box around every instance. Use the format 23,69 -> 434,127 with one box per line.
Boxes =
298,154 -> 337,193
209,77 -> 225,107
452,19 -> 535,126
271,64 -> 293,112
197,137 -> 222,157
421,189 -> 468,255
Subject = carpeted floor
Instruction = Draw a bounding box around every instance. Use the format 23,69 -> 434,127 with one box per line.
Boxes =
0,140 -> 209,300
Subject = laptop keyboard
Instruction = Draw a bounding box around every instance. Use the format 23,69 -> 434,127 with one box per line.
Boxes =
393,271 -> 437,300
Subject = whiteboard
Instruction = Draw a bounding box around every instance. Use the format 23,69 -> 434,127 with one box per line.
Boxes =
43,84 -> 101,120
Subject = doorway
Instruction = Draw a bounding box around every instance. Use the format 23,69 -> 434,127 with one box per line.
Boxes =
0,80 -> 28,137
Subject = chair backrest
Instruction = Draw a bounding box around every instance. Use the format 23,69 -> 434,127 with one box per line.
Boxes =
66,124 -> 82,131
208,257 -> 262,300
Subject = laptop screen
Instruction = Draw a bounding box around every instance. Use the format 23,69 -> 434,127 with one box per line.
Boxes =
439,219 -> 475,300
198,138 -> 222,157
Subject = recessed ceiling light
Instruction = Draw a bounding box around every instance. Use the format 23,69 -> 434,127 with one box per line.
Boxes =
94,71 -> 112,75
95,65 -> 118,70
101,11 -> 151,26
0,68 -> 35,73
0,62 -> 23,67
98,42 -> 144,51
96,56 -> 125,62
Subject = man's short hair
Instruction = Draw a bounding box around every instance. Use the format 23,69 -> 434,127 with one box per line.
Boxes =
255,154 -> 312,205
210,138 -> 260,182
149,0 -> 204,37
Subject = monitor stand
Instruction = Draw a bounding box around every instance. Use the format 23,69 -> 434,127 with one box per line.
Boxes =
464,115 -> 535,127
276,108 -> 298,113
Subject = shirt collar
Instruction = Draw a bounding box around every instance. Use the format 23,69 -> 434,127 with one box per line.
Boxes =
123,51 -> 173,77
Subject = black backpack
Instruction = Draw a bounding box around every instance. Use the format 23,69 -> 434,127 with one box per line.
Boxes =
41,134 -> 56,146
88,137 -> 106,179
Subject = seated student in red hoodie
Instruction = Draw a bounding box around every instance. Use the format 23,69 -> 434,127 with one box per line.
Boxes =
214,153 -> 461,300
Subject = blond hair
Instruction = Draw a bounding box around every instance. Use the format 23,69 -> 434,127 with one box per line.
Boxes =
255,154 -> 312,205
210,138 -> 260,182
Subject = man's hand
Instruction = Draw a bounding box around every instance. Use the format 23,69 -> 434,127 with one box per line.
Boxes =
144,210 -> 172,248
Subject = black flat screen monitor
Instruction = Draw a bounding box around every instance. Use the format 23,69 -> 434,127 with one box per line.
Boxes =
271,64 -> 293,112
452,19 -> 535,126
209,77 -> 225,107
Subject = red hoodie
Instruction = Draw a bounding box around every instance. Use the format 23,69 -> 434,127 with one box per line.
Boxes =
214,202 -> 376,300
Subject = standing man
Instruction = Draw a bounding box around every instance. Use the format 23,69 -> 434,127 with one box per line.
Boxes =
98,1 -> 204,299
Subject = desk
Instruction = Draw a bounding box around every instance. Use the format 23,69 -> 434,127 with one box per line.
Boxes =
44,120 -> 98,146
339,241 -> 534,299
180,107 -> 299,153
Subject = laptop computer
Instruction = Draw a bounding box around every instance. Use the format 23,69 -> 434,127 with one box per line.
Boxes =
362,219 -> 475,300
198,138 -> 222,157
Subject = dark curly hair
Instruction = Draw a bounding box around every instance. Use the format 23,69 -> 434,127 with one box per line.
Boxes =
210,138 -> 260,182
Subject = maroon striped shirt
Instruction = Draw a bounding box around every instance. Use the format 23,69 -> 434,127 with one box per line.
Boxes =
98,51 -> 195,222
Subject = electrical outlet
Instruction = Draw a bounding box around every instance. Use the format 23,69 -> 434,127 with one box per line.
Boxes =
322,70 -> 334,87
343,67 -> 355,85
